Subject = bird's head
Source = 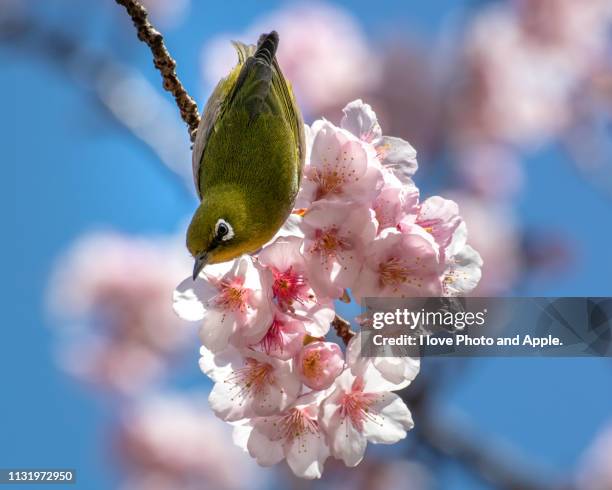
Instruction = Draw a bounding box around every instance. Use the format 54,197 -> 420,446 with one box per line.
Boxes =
186,187 -> 259,280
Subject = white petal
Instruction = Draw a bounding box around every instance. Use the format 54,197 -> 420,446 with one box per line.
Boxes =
446,221 -> 468,257
340,99 -> 382,143
172,276 -> 217,321
230,303 -> 273,348
231,420 -> 253,452
311,121 -> 343,168
208,377 -> 250,421
198,345 -> 237,382
376,136 -> 418,182
444,244 -> 483,296
247,424 -> 285,466
331,411 -> 368,467
251,414 -> 284,442
362,393 -> 414,444
258,236 -> 304,272
268,359 -> 302,411
286,431 -> 329,479
265,215 -> 305,244
199,309 -> 235,353
373,357 -> 421,386
360,361 -> 412,392
347,334 -> 418,391
346,333 -> 362,363
299,301 -> 335,337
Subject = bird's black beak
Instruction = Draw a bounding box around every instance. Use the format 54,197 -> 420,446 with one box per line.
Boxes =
192,252 -> 208,280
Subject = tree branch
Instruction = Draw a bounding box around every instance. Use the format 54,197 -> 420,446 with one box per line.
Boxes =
332,314 -> 355,345
114,0 -> 200,142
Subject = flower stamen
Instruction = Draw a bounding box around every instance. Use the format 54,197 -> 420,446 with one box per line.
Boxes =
278,407 -> 320,443
214,277 -> 248,312
225,357 -> 274,405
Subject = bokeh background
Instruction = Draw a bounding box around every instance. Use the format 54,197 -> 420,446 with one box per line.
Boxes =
3,0 -> 612,489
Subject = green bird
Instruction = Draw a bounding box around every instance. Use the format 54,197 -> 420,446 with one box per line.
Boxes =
187,31 -> 305,280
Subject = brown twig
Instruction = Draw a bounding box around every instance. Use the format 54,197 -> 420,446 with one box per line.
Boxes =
114,0 -> 200,142
332,314 -> 355,345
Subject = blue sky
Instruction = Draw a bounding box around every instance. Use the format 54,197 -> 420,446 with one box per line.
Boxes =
2,1 -> 612,489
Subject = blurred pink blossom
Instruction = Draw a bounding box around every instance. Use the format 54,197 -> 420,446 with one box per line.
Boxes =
454,144 -> 525,199
576,422 -> 612,490
201,2 -> 379,115
115,392 -> 262,490
48,231 -> 192,394
451,0 -> 612,148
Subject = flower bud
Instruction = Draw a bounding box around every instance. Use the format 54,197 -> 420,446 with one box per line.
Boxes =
297,341 -> 344,390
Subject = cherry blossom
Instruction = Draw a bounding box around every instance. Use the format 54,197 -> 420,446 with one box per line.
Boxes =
373,170 -> 419,234
352,225 -> 443,301
342,99 -> 418,183
253,309 -> 308,361
258,236 -> 334,335
442,222 -> 484,296
414,196 -> 462,254
320,360 -> 414,467
296,119 -> 383,208
340,98 -> 382,143
172,99 -> 483,479
236,391 -> 330,479
199,346 -> 301,422
451,0 -> 612,149
346,332 -> 420,389
301,201 -> 377,299
173,256 -> 272,353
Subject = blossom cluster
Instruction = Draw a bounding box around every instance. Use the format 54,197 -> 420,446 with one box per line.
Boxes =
173,100 -> 482,478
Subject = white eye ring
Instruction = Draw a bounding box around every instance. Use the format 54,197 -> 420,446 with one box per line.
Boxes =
215,219 -> 234,242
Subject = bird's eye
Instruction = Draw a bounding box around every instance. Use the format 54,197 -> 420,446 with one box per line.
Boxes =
215,219 -> 234,242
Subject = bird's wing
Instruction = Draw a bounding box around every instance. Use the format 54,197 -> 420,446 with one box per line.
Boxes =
270,56 -> 306,184
192,32 -> 305,196
233,32 -> 305,183
242,32 -> 305,178
191,42 -> 253,199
